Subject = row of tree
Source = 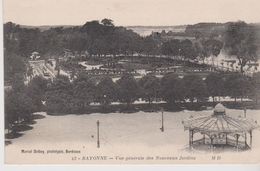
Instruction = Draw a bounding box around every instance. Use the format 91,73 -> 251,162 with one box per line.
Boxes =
4,20 -> 259,83
3,19 -> 223,60
44,72 -> 260,114
5,71 -> 260,131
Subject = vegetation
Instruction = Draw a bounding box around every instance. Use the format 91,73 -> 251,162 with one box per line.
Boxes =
224,73 -> 253,102
252,73 -> 260,104
4,19 -> 260,132
139,75 -> 160,104
205,73 -> 225,102
5,66 -> 260,131
42,72 -> 258,114
160,74 -> 185,104
224,21 -> 258,73
183,75 -> 208,103
4,76 -> 47,135
45,75 -> 74,113
26,76 -> 48,110
117,73 -> 141,105
96,76 -> 118,105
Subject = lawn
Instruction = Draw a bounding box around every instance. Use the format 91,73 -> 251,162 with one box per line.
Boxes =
5,109 -> 260,164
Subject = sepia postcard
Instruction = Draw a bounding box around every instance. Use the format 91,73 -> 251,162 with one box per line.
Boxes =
3,0 -> 260,165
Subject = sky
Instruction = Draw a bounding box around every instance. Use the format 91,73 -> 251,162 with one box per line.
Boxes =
3,0 -> 260,26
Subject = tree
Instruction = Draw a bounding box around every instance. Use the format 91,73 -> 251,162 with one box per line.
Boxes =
141,36 -> 160,56
96,76 -> 118,105
9,74 -> 25,93
4,22 -> 20,49
204,38 -> 223,67
194,39 -> 208,63
5,91 -> 19,131
224,73 -> 252,102
5,90 -> 36,133
72,73 -> 96,111
205,39 -> 223,57
45,75 -> 73,113
117,73 -> 140,105
251,72 -> 260,104
3,20 -> 146,62
179,39 -> 197,60
4,52 -> 26,82
101,18 -> 114,27
224,21 -> 258,73
139,75 -> 160,104
161,39 -> 181,56
18,28 -> 41,57
205,73 -> 225,102
26,76 -> 48,110
160,73 -> 185,104
183,75 -> 208,103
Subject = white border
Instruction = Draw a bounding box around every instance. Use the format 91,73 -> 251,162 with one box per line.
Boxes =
0,0 -> 259,170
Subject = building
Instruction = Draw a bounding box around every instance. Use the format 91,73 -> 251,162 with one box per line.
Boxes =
183,103 -> 259,151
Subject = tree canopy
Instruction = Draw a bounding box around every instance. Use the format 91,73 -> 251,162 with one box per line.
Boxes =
116,73 -> 140,105
224,21 -> 258,73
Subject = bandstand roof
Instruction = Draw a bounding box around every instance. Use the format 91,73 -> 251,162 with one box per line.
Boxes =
183,103 -> 259,134
32,51 -> 39,55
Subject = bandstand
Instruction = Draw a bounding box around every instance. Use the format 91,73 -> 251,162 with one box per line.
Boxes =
183,103 -> 259,151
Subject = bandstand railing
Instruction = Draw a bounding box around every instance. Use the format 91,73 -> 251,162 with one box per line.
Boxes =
192,137 -> 248,149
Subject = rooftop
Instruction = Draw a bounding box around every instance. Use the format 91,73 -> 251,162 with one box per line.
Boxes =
183,103 -> 259,134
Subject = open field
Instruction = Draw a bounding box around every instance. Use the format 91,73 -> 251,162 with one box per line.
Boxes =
5,109 -> 260,164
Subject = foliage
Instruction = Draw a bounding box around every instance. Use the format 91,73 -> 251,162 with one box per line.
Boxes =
101,18 -> 114,27
160,73 -> 185,104
205,73 -> 225,101
224,73 -> 253,101
179,39 -> 197,60
142,36 -> 160,55
224,21 -> 258,73
5,86 -> 37,132
4,52 -> 26,82
72,73 -> 97,109
10,73 -> 26,92
183,75 -> 208,102
204,38 -> 223,57
45,75 -> 73,113
251,72 -> 260,104
139,75 -> 161,104
161,39 -> 181,56
116,73 -> 140,104
26,76 -> 48,109
96,76 -> 119,105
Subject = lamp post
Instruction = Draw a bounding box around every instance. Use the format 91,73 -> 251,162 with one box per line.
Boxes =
97,120 -> 100,148
160,108 -> 164,132
244,107 -> 247,118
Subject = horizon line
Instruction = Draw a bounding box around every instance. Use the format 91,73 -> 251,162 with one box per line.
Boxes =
5,20 -> 260,28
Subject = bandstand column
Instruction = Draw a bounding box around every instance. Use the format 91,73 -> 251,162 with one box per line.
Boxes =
191,130 -> 194,145
250,130 -> 252,149
236,134 -> 240,151
210,136 -> 213,149
189,129 -> 194,149
226,133 -> 228,145
189,129 -> 191,148
244,132 -> 247,147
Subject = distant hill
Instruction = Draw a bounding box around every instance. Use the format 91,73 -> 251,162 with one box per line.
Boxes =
185,22 -> 260,36
18,22 -> 260,38
19,24 -> 186,36
184,22 -> 228,37
20,25 -> 78,31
